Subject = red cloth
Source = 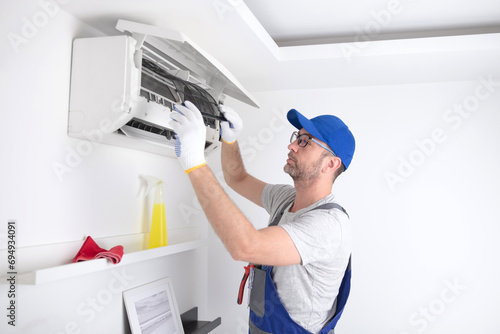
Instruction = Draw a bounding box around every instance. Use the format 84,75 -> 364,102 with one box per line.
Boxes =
72,236 -> 123,264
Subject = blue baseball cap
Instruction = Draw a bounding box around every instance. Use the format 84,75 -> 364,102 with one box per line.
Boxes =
287,109 -> 355,170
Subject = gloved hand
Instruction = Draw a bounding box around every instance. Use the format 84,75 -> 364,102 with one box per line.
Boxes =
219,105 -> 243,144
170,101 -> 207,173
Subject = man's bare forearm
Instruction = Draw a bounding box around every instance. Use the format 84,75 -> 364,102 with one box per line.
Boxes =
221,140 -> 267,207
221,141 -> 247,186
187,164 -> 255,260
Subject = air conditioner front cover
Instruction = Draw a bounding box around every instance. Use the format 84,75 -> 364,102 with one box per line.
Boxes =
115,19 -> 259,109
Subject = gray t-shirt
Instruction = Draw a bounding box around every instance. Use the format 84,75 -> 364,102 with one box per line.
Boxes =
261,184 -> 352,334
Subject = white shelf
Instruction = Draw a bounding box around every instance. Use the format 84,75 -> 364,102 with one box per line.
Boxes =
0,228 -> 208,285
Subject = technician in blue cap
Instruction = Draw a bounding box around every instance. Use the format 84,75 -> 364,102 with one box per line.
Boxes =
171,101 -> 355,334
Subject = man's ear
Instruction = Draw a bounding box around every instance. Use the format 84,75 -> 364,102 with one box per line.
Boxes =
323,156 -> 342,174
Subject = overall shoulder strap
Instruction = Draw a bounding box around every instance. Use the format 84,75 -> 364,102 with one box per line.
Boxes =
269,200 -> 293,227
269,201 -> 349,227
312,202 -> 349,218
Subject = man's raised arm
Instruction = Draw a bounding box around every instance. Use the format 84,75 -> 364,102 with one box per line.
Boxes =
221,139 -> 267,208
218,106 -> 266,207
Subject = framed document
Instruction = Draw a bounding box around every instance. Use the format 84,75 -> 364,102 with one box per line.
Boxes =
123,277 -> 185,334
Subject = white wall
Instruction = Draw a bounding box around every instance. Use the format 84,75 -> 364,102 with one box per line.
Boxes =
0,4 -> 213,334
209,81 -> 500,333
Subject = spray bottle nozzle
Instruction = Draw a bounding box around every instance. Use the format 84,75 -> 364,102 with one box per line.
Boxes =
141,175 -> 162,195
141,175 -> 165,204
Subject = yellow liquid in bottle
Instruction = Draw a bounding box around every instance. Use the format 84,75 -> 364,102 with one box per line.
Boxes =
148,203 -> 168,248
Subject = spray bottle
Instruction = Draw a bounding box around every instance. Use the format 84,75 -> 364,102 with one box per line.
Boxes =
142,175 -> 168,249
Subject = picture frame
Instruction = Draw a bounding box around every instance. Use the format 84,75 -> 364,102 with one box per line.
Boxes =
123,277 -> 185,334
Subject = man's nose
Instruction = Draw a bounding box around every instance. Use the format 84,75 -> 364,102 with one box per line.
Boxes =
288,139 -> 299,152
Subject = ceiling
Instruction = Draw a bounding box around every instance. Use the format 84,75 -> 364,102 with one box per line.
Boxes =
244,0 -> 500,46
60,0 -> 500,94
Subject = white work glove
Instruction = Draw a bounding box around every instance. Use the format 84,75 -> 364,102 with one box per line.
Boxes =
219,105 -> 243,144
170,101 -> 207,173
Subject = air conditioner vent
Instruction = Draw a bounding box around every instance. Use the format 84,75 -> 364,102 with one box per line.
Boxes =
125,118 -> 175,139
121,118 -> 213,150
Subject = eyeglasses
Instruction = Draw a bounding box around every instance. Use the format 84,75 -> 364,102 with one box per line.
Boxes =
290,131 -> 337,157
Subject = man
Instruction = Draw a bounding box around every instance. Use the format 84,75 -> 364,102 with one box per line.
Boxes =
170,101 -> 355,334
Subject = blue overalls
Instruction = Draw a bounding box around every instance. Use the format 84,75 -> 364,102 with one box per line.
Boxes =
239,202 -> 352,334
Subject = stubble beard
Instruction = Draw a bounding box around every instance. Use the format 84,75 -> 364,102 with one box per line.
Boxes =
284,155 -> 325,186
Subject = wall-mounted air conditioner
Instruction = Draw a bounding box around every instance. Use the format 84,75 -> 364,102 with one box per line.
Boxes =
68,19 -> 259,156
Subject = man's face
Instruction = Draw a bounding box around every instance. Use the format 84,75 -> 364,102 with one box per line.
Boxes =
284,129 -> 329,183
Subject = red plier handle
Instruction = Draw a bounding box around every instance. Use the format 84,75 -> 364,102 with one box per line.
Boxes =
237,264 -> 254,305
